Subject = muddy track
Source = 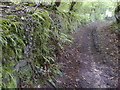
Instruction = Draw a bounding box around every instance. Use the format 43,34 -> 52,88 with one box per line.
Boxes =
56,21 -> 118,88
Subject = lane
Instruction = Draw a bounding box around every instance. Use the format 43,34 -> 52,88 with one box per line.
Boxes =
56,21 -> 118,88
78,21 -> 118,88
76,25 -> 106,88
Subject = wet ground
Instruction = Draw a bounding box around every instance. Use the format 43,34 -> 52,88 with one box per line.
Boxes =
56,21 -> 118,88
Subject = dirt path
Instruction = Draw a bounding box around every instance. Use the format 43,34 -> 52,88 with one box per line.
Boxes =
56,21 -> 118,88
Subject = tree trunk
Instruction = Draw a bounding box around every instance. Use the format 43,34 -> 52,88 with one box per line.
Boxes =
69,1 -> 76,11
115,5 -> 120,23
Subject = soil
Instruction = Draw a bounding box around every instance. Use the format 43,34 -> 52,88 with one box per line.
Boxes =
56,20 -> 119,88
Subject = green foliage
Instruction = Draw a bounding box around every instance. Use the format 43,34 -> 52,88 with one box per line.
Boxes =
1,4 -> 73,88
2,61 -> 17,88
1,16 -> 25,60
1,15 -> 25,88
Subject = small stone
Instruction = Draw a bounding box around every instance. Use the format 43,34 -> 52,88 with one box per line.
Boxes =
76,79 -> 80,81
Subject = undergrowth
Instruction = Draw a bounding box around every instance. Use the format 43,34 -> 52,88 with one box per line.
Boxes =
1,3 -> 78,88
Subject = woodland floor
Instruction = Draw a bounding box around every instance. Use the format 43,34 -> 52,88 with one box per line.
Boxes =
55,20 -> 119,88
1,4 -> 119,88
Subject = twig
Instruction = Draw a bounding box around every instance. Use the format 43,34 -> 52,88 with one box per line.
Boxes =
32,3 -> 41,13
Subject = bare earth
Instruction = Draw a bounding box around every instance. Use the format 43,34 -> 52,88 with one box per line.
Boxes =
56,21 -> 118,88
